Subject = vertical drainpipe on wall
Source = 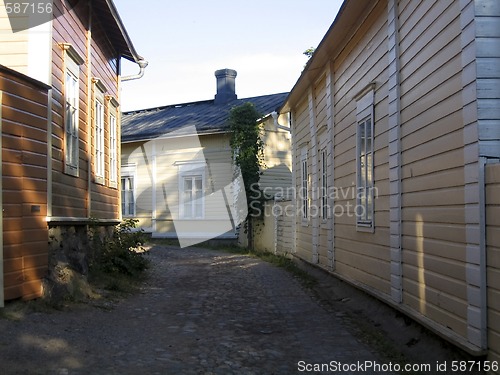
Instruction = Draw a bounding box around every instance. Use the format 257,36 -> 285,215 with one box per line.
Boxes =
0,91 -> 4,307
479,156 -> 488,350
87,1 -> 92,219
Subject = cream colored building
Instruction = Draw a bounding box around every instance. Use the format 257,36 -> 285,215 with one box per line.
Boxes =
121,69 -> 290,245
280,0 -> 500,366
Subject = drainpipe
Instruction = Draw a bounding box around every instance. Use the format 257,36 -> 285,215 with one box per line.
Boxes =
479,156 -> 496,350
121,60 -> 148,82
0,91 -> 4,307
271,111 -> 291,132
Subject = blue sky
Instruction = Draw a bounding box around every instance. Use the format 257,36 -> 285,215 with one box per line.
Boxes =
115,1 -> 343,111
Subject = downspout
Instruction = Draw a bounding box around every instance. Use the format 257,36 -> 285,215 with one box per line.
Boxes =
271,111 -> 291,132
479,156 -> 489,350
121,60 -> 148,82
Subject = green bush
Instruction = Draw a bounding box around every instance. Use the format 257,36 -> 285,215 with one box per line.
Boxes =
89,219 -> 149,277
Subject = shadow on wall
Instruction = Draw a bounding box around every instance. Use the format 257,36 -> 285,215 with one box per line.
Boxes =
1,74 -> 50,301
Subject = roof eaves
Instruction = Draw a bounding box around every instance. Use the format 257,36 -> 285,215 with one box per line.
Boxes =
280,0 -> 377,113
102,0 -> 143,63
122,130 -> 229,144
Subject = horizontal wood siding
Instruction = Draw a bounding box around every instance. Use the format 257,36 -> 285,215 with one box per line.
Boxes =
121,141 -> 152,223
332,0 -> 391,295
89,15 -> 119,219
1,67 -> 49,301
486,163 -> 500,367
122,134 -> 237,238
398,0 -> 468,337
51,0 -> 89,218
51,0 -> 120,220
315,77 -> 330,268
275,200 -> 294,256
0,4 -> 29,73
259,118 -> 292,196
476,0 -> 500,158
293,97 -> 312,261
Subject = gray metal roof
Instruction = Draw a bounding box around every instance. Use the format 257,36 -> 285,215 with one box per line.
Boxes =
121,92 -> 289,142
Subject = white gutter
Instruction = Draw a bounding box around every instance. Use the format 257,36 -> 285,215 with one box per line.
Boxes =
121,60 -> 149,82
271,111 -> 291,132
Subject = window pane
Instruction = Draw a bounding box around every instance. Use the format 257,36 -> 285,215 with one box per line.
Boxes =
195,202 -> 203,218
194,177 -> 203,200
65,72 -> 79,168
181,175 -> 204,219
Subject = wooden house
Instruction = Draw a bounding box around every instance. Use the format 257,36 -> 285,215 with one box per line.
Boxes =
279,0 -> 500,363
0,0 -> 145,303
121,69 -> 290,246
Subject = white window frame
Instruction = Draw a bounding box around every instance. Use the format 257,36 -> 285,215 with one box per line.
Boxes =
64,55 -> 80,176
108,106 -> 118,187
300,147 -> 309,224
121,164 -> 136,217
95,87 -> 105,183
355,87 -> 375,231
178,162 -> 205,220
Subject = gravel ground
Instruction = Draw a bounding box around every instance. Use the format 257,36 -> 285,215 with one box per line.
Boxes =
0,245 -> 484,375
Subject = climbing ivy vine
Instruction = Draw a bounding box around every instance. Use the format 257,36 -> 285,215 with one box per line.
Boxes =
228,102 -> 265,248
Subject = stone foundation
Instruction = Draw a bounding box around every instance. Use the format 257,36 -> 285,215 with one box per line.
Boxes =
44,223 -> 115,303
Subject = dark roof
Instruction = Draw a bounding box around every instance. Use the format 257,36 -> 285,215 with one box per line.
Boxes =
121,92 -> 289,142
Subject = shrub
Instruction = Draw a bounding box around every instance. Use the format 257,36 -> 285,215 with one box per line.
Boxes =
89,219 -> 149,277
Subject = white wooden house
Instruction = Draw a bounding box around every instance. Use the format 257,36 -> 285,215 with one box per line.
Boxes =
121,69 -> 290,246
280,0 -> 500,364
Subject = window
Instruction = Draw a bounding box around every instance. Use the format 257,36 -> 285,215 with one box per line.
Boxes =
95,88 -> 105,181
121,174 -> 135,216
301,148 -> 308,221
177,162 -> 205,219
64,56 -> 80,175
181,175 -> 204,219
109,110 -> 118,185
321,148 -> 328,220
356,86 -> 375,230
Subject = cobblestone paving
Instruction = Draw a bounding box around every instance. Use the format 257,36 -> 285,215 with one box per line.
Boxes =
0,246 -> 387,374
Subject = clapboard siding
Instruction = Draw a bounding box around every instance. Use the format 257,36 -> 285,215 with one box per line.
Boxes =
0,4 -> 40,78
1,66 -> 49,300
259,118 -> 292,194
51,1 -> 89,218
486,163 -> 500,366
51,0 -> 120,220
293,95 -> 312,261
332,0 -> 391,294
398,0 -> 469,338
275,200 -> 294,256
284,0 -> 500,359
476,0 -> 500,158
122,132 -> 269,239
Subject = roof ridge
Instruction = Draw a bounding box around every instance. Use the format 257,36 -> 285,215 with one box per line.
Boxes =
123,92 -> 289,115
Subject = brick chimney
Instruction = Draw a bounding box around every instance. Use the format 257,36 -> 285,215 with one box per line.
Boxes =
214,69 -> 237,105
